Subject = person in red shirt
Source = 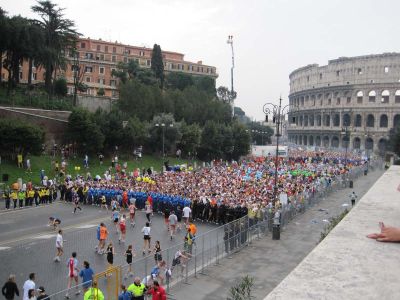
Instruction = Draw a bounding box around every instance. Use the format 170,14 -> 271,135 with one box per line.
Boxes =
147,280 -> 166,300
147,194 -> 153,214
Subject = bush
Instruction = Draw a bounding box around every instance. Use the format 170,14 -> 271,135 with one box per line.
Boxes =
54,77 -> 68,96
0,118 -> 45,157
97,88 -> 105,96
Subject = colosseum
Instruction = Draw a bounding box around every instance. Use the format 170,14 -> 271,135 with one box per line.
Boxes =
287,53 -> 400,155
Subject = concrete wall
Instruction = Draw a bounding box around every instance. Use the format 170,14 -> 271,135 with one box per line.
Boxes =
265,166 -> 399,300
0,106 -> 68,146
76,95 -> 115,112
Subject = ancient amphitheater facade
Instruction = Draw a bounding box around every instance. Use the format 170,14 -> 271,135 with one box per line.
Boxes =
287,53 -> 400,154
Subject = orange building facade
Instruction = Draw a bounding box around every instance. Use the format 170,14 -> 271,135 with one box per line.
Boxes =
2,37 -> 218,98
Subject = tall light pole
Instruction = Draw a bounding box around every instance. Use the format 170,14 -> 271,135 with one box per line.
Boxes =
155,123 -> 174,157
341,126 -> 350,167
227,35 -> 235,116
263,98 -> 294,207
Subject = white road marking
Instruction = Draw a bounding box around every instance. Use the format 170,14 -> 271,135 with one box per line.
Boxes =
0,246 -> 11,251
32,234 -> 55,239
76,224 -> 97,229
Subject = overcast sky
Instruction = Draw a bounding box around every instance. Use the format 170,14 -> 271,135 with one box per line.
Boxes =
2,0 -> 400,120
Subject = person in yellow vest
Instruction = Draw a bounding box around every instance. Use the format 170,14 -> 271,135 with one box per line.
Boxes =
84,281 -> 104,300
127,277 -> 147,300
17,190 -> 25,208
27,189 -> 35,206
11,190 -> 17,209
17,153 -> 23,168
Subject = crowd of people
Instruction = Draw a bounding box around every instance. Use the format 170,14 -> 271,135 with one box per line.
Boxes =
2,148 -> 374,299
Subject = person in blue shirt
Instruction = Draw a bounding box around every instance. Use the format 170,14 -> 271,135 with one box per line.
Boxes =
79,261 -> 94,292
118,284 -> 132,300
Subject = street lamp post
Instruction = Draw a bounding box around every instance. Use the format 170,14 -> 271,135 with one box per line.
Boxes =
227,35 -> 235,116
341,126 -> 350,167
155,123 -> 174,157
263,97 -> 292,207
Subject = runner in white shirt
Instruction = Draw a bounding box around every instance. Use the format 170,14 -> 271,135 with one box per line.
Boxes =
168,211 -> 178,240
22,273 -> 35,300
141,222 -> 151,254
182,206 -> 191,225
54,229 -> 64,262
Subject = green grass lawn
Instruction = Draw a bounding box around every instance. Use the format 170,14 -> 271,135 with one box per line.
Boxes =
0,154 -> 197,186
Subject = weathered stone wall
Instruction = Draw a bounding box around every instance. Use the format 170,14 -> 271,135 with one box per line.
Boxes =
76,95 -> 115,112
0,106 -> 68,146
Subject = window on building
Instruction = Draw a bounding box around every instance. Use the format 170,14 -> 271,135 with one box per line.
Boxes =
100,54 -> 104,61
366,114 -> 375,127
147,60 -> 151,66
81,42 -> 86,48
123,57 -> 128,63
105,46 -> 108,53
96,45 -> 100,51
356,91 -> 363,103
347,97 -> 351,104
328,99 -> 331,105
381,90 -> 390,103
85,66 -> 93,73
99,67 -> 105,74
355,115 -> 362,127
97,78 -> 105,85
336,70 -> 340,76
307,76 -> 309,82
358,68 -> 362,75
384,66 -> 389,73
343,114 -> 351,126
110,80 -> 116,87
380,115 -> 388,128
113,47 -> 117,53
86,77 -> 91,83
336,98 -> 340,105
319,73 -> 322,79
85,53 -> 93,59
112,56 -> 116,62
33,73 -> 37,80
369,90 -> 376,102
19,72 -> 23,80
125,49 -> 130,54
395,90 -> 400,103
139,51 -> 145,57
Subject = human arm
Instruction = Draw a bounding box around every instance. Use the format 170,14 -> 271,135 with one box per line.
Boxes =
367,223 -> 400,242
2,283 -> 6,296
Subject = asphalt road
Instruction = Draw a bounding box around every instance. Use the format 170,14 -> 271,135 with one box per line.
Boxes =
0,201 -> 217,298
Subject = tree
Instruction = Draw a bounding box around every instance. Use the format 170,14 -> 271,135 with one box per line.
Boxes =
178,122 -> 201,158
26,20 -> 44,86
70,49 -> 87,106
217,86 -> 237,104
0,118 -> 44,157
148,113 -> 180,155
118,80 -> 161,121
193,76 -> 216,96
97,87 -> 105,96
151,44 -> 164,88
165,72 -> 194,91
232,122 -> 251,160
0,8 -> 9,84
112,60 -> 157,86
67,109 -> 104,154
198,121 -> 224,160
31,0 -> 80,94
54,77 -> 67,96
3,16 -> 32,93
